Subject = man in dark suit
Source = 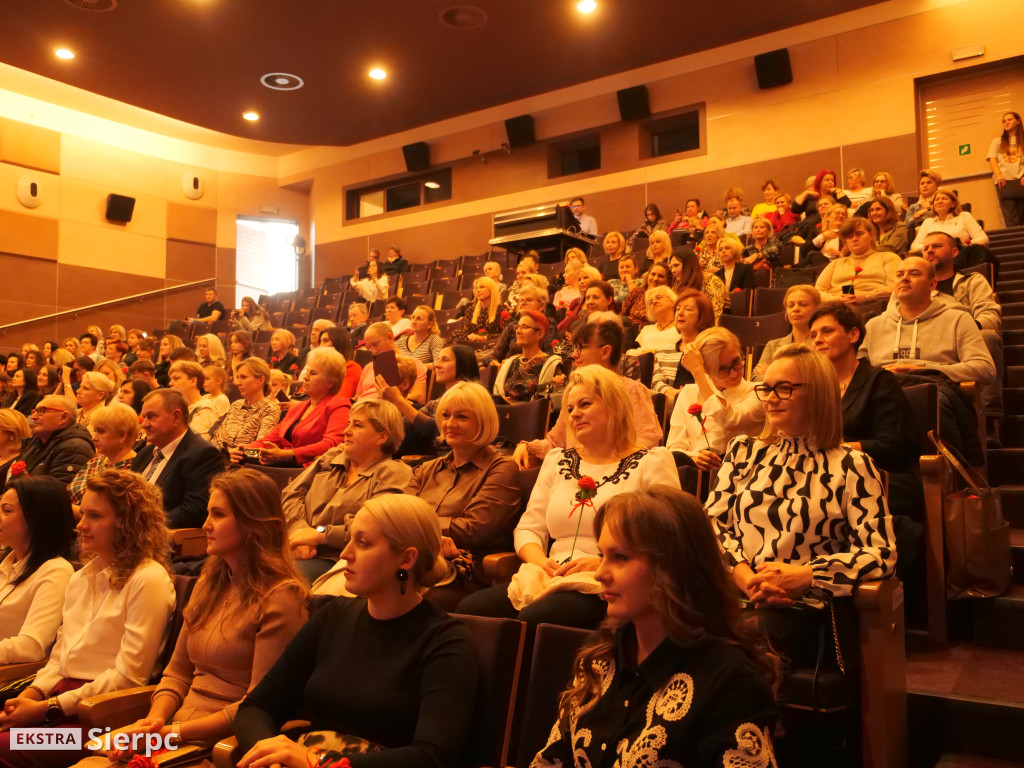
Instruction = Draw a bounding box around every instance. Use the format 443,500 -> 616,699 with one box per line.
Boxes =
131,388 -> 224,528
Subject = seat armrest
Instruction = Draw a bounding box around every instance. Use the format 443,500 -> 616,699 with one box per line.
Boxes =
212,737 -> 237,768
78,685 -> 157,731
171,528 -> 208,559
0,660 -> 45,684
482,553 -> 521,583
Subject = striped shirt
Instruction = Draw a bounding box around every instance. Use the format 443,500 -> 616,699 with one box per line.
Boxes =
210,396 -> 281,451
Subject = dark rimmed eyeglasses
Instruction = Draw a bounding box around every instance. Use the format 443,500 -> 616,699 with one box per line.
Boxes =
31,406 -> 65,417
753,382 -> 805,401
717,358 -> 744,377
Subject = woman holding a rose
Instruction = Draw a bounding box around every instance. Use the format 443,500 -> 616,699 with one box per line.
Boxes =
458,364 -> 678,631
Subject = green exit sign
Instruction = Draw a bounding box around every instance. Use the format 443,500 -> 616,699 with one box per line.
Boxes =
959,143 -> 971,156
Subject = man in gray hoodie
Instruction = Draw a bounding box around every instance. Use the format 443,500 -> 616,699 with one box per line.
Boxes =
862,256 -> 995,463
862,256 -> 995,384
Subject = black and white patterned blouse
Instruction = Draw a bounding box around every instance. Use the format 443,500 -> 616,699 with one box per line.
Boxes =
531,627 -> 777,768
705,435 -> 896,598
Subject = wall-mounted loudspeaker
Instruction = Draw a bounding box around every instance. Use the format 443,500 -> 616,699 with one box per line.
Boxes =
16,174 -> 42,209
753,49 -> 792,90
105,193 -> 136,223
402,142 -> 431,172
504,115 -> 535,148
616,85 -> 650,121
182,171 -> 204,200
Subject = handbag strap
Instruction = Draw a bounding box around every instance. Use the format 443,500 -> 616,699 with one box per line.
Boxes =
928,429 -> 987,494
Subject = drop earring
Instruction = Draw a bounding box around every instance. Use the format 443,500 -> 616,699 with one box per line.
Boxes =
396,568 -> 409,595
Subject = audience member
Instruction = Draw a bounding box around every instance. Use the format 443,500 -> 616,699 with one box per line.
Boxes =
667,198 -> 710,242
598,231 -> 628,279
483,260 -> 507,295
67,403 -> 139,513
243,347 -> 351,468
347,303 -> 370,347
553,259 -> 583,310
296,319 -> 334,372
190,286 -> 225,324
228,331 -> 253,381
645,229 -> 672,266
118,379 -> 151,414
349,256 -> 389,301
128,360 -> 158,390
230,295 -> 272,333
905,168 -> 942,227
19,396 -> 94,484
483,282 -> 551,368
195,333 -> 228,369
131,389 -> 224,528
214,357 -> 280,457
202,364 -> 231,418
0,477 -> 75,672
395,305 -> 443,365
694,220 -> 728,271
316,326 -> 361,398
910,187 -> 990,255
102,470 -> 308,759
382,245 -> 409,276
666,328 -> 764,470
670,247 -> 726,320
493,311 -> 562,402
792,168 -> 852,216
533,486 -> 777,768
843,168 -> 872,210
608,253 -> 641,305
989,111 -> 1024,227
9,368 -> 41,419
750,179 -> 780,219
713,238 -> 755,292
620,262 -> 671,329
384,295 -> 411,335
35,366 -> 59,397
460,365 -> 679,630
814,217 -> 900,303
267,329 -> 299,374
355,322 -> 428,402
650,290 -> 716,398
723,195 -> 753,241
403,382 -> 519,607
168,361 -> 219,438
0,469 -> 175,768
281,400 -> 412,583
706,345 -> 895,669
233,495 -> 477,768
742,217 -> 781,273
156,334 -> 185,387
752,285 -> 821,380
867,195 -> 909,256
0,410 -> 31,492
78,334 -> 101,362
569,196 -> 598,235
452,276 -> 509,345
630,286 -> 679,354
506,253 -> 538,312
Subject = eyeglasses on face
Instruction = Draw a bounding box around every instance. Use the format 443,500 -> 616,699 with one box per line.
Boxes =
717,358 -> 744,377
753,382 -> 805,401
31,406 -> 64,417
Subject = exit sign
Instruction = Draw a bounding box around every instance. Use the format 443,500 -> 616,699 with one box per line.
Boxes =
958,144 -> 971,156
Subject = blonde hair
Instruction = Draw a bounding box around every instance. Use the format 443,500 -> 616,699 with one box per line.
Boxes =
471,277 -> 501,325
305,347 -> 347,392
758,344 -> 843,451
169,360 -> 205,391
80,371 -> 116,402
565,247 -> 589,265
202,364 -> 228,394
412,305 -> 440,336
751,217 -> 773,238
436,381 -> 499,446
716,238 -> 744,260
89,403 -> 140,440
51,349 -> 74,367
349,399 -> 405,455
484,261 -> 503,280
602,231 -> 625,257
644,285 -> 678,322
517,282 -> 550,305
0,408 -> 31,442
95,358 -> 125,390
361,495 -> 448,588
693,327 -> 741,371
784,284 -> 821,307
646,230 -> 672,260
238,357 -> 272,395
272,328 -> 296,352
933,187 -> 963,216
562,365 -> 636,455
197,334 -> 227,366
522,273 -> 550,292
159,334 -> 185,364
578,265 -> 602,284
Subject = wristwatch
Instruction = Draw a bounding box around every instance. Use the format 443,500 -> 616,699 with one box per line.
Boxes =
45,697 -> 64,723
315,524 -> 331,543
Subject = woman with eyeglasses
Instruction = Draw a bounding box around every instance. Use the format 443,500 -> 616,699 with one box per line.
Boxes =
705,344 -> 895,670
493,311 -> 563,403
665,328 -> 763,471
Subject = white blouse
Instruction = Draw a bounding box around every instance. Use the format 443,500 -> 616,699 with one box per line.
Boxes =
515,447 -> 679,563
31,558 -> 175,713
0,554 -> 74,664
705,435 -> 896,597
630,323 -> 682,354
665,378 -> 764,457
911,211 -> 989,251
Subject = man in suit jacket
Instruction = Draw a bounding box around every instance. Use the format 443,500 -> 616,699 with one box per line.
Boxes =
132,388 -> 224,528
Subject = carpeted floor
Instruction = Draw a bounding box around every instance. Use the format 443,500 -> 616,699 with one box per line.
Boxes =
907,643 -> 1024,704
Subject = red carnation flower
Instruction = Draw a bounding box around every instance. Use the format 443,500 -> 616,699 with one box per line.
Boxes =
128,756 -> 156,768
578,476 -> 597,492
9,460 -> 27,478
500,311 -> 511,321
290,364 -> 298,372
854,266 -> 864,273
271,356 -> 279,364
687,403 -> 703,416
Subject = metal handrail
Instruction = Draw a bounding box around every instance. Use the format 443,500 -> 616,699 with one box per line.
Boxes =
0,277 -> 215,335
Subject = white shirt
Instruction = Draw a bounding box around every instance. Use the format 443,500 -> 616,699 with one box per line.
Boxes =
0,554 -> 74,664
515,447 -> 679,562
390,318 -> 412,336
665,377 -> 764,456
630,323 -> 682,354
189,396 -> 220,439
32,558 -> 174,713
145,430 -> 187,484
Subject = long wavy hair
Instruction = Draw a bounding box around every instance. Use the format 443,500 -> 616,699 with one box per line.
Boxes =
557,486 -> 778,729
83,469 -> 171,589
999,112 -> 1024,158
185,469 -> 307,629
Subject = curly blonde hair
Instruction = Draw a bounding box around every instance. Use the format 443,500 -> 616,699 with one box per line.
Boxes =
84,469 -> 171,589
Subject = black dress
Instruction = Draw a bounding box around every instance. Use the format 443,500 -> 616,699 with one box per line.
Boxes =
532,626 -> 777,768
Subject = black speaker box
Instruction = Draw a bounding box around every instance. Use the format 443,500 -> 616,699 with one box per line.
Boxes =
616,85 -> 650,121
402,142 -> 430,173
754,49 -> 792,90
504,115 -> 535,148
105,193 -> 136,223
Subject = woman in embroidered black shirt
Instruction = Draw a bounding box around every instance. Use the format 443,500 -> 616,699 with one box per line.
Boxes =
532,486 -> 777,768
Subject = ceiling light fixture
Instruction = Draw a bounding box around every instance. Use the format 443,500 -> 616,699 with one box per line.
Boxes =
369,68 -> 387,80
242,111 -> 260,121
424,181 -> 441,189
55,48 -> 75,60
577,0 -> 596,12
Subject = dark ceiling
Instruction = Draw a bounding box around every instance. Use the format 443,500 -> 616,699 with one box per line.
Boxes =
3,0 -> 887,147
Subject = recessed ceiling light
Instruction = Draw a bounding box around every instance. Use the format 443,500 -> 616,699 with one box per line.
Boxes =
369,68 -> 387,80
55,48 -> 75,60
577,0 -> 596,12
242,111 -> 260,121
424,181 -> 441,189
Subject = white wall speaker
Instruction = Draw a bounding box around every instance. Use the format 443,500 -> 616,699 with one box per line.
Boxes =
16,174 -> 43,208
182,171 -> 204,200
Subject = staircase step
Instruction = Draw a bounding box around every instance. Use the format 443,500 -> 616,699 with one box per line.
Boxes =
986,449 -> 1024,487
1001,303 -> 1024,318
935,754 -> 1024,767
972,584 -> 1024,650
1003,388 -> 1024,414
1001,416 -> 1024,447
1005,317 -> 1024,330
1004,329 -> 1024,347
1008,367 -> 1024,388
908,689 -> 1024,766
1000,487 -> 1024,529
1011,529 -> 1024,581
1000,290 -> 1024,305
1005,349 -> 1024,367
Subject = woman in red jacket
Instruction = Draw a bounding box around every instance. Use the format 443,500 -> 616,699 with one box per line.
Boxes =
244,347 -> 350,467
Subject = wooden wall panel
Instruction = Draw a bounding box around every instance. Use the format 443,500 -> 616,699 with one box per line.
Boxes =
60,177 -> 167,238
59,220 -> 166,279
0,255 -> 57,327
166,203 -> 217,244
165,240 -> 216,282
0,210 -> 59,261
0,119 -> 60,174
217,247 -> 237,300
839,135 -> 918,195
56,264 -> 163,310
